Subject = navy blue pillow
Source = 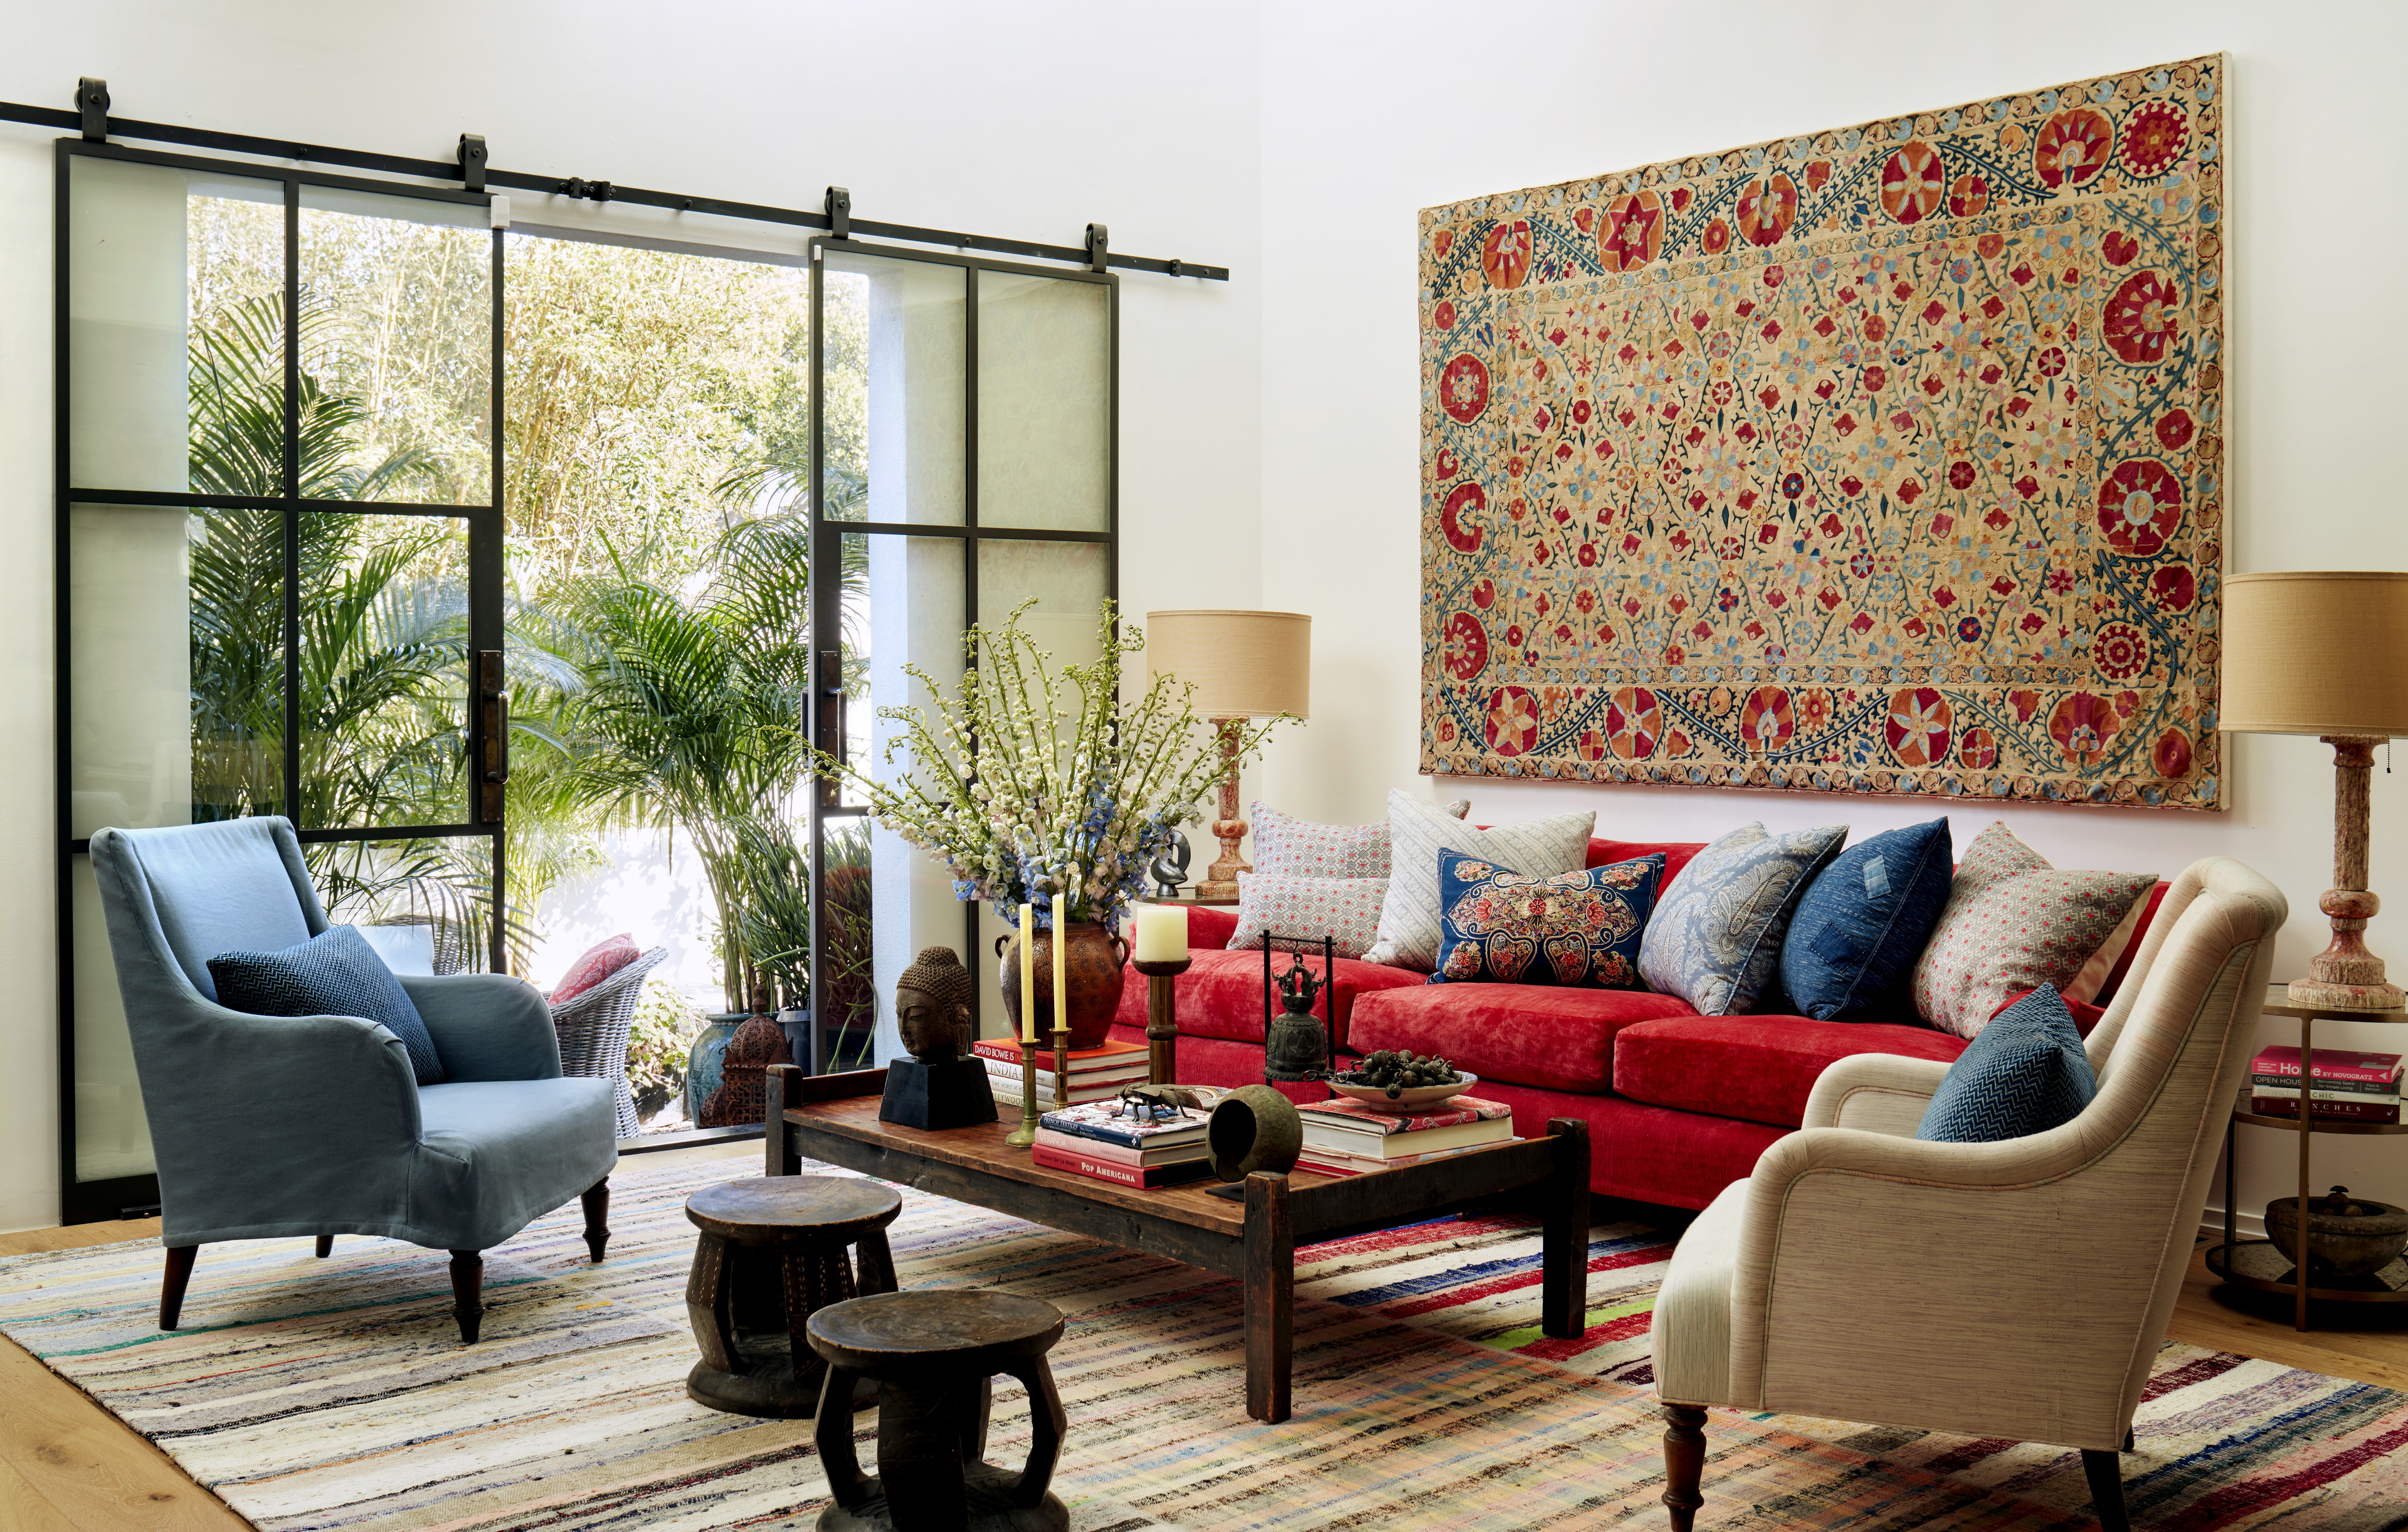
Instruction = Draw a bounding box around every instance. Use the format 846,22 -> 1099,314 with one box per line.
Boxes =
1916,987 -> 2096,1143
1432,850 -> 1665,988
1778,816 -> 1953,1022
209,924 -> 446,1085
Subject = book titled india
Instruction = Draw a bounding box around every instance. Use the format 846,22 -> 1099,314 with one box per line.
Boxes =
1030,1144 -> 1215,1189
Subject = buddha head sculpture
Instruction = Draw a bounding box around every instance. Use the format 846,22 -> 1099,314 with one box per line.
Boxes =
895,946 -> 975,1062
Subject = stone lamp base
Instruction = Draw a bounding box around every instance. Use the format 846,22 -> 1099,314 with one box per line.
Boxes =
2291,736 -> 2408,1012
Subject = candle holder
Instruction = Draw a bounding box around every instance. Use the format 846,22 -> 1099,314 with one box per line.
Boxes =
1133,956 -> 1191,1085
1051,1023 -> 1072,1111
1006,1037 -> 1042,1148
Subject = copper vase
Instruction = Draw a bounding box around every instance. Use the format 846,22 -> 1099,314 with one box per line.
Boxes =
994,921 -> 1130,1050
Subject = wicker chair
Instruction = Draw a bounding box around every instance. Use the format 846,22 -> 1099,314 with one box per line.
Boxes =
548,947 -> 667,1139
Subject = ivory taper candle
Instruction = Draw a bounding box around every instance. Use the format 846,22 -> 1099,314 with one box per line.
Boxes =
1019,902 -> 1037,1042
1051,885 -> 1070,1037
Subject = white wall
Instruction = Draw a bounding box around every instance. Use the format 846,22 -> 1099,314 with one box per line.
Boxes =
0,0 -> 1264,1230
1257,0 -> 2408,1228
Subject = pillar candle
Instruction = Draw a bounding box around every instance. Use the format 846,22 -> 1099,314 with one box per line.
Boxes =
1019,902 -> 1037,1042
1133,903 -> 1187,963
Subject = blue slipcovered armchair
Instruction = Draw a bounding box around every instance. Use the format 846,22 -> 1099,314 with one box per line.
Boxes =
89,817 -> 620,1343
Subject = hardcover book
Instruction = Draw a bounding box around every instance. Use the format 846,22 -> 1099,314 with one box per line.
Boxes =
2250,1046 -> 2404,1087
1032,1126 -> 1207,1168
1295,1096 -> 1514,1136
2251,1096 -> 2402,1124
1030,1144 -> 1215,1189
1039,1101 -> 1209,1149
973,1038 -> 1149,1075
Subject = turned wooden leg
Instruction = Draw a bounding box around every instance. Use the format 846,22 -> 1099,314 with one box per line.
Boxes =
581,1178 -> 611,1263
449,1250 -> 484,1344
1661,1403 -> 1706,1531
315,1235 -> 334,1259
159,1245 -> 198,1331
2083,1448 -> 2130,1532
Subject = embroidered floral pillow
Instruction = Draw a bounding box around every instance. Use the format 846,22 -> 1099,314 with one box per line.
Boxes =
1228,873 -> 1389,959
1432,851 -> 1667,989
1250,798 -> 1467,881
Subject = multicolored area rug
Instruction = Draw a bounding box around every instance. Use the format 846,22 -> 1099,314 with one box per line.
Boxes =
3,1154 -> 2404,1530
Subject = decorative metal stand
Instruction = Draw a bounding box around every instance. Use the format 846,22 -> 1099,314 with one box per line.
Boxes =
1006,1038 -> 1043,1149
1133,956 -> 1193,1086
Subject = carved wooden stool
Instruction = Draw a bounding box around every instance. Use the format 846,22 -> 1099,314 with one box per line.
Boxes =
683,1176 -> 902,1417
806,1289 -> 1070,1532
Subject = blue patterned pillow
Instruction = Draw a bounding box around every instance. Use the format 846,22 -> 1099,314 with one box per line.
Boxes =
1916,987 -> 2096,1143
1432,850 -> 1666,988
1637,822 -> 1847,1015
1778,817 -> 1954,1023
209,925 -> 447,1086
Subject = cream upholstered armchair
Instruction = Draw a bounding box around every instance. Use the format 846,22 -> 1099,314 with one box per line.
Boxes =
1650,857 -> 2284,1532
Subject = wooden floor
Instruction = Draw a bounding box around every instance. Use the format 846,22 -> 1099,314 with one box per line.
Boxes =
4,1185 -> 2407,1529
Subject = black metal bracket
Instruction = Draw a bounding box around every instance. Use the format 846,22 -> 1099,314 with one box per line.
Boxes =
1085,222 -> 1109,273
826,186 -> 852,240
74,77 -> 107,141
556,177 -> 615,201
1166,258 -> 1185,278
457,132 -> 487,193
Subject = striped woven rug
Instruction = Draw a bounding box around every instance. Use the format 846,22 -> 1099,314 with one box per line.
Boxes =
4,1154 -> 2405,1531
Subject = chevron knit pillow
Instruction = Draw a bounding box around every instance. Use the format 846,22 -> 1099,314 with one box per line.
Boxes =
1364,791 -> 1594,970
1916,986 -> 2097,1143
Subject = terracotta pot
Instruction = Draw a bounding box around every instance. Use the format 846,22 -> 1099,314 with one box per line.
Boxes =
994,921 -> 1129,1050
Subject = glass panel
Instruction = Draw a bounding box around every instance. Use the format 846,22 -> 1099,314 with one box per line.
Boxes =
68,157 -> 283,495
820,250 -> 963,524
73,856 -> 152,1181
298,187 -> 493,505
307,834 -> 497,974
298,512 -> 472,829
977,537 -> 1108,669
976,272 -> 1109,532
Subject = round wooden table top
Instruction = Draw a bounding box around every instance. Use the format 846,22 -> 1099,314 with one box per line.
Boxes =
805,1289 -> 1064,1376
684,1176 -> 903,1245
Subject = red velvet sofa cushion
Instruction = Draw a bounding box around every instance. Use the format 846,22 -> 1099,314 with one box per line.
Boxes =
1612,1013 -> 1967,1129
1186,904 -> 1240,951
1588,837 -> 1706,890
1111,947 -> 1423,1052
1346,983 -> 1694,1093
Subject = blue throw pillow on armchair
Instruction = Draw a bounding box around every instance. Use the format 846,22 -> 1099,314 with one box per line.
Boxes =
209,924 -> 448,1085
1779,816 -> 1953,1022
1915,986 -> 2096,1143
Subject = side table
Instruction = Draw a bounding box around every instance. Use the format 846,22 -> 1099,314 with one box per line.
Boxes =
2205,983 -> 2408,1330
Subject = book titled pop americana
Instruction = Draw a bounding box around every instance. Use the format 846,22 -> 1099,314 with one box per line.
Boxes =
1030,1144 -> 1214,1189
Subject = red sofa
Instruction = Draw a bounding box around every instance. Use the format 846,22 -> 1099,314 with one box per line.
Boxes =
1111,837 -> 2165,1211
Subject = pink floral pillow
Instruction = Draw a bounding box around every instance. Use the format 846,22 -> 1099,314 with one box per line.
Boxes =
1228,874 -> 1389,959
551,932 -> 640,1003
1250,799 -> 1467,880
1911,825 -> 2157,1039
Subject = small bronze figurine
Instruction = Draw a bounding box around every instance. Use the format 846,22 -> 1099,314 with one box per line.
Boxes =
1262,954 -> 1331,1082
1149,829 -> 1192,899
894,946 -> 974,1062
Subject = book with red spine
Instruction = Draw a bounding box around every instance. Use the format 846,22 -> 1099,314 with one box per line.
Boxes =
1295,1141 -> 1502,1177
1294,1096 -> 1514,1136
2251,1096 -> 2402,1124
1030,1143 -> 1214,1189
2250,1045 -> 2403,1089
971,1038 -> 1149,1075
1032,1127 -> 1207,1168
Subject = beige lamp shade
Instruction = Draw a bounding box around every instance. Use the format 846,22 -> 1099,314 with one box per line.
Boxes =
1145,610 -> 1310,719
2221,572 -> 2408,737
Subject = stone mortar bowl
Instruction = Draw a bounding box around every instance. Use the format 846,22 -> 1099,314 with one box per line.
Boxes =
2264,1190 -> 2408,1278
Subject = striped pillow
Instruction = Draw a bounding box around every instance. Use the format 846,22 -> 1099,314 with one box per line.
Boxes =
1364,791 -> 1594,970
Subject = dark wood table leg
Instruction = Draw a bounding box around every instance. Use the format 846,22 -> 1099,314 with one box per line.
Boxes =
1541,1117 -> 1592,1339
765,1065 -> 802,1176
448,1250 -> 484,1344
314,1235 -> 334,1259
1244,1171 -> 1293,1423
159,1245 -> 198,1331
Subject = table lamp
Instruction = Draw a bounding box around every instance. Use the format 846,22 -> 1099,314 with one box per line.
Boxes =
1144,610 -> 1311,900
2222,572 -> 2408,1010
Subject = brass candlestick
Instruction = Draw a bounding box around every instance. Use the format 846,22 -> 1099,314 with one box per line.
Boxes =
1051,1024 -> 1072,1111
1133,956 -> 1192,1085
1006,1037 -> 1042,1148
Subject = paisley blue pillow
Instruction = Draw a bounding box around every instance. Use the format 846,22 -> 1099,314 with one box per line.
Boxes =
1636,821 -> 1848,1015
1431,850 -> 1666,989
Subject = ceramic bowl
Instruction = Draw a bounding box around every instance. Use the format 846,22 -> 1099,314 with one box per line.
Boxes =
1327,1071 -> 1479,1113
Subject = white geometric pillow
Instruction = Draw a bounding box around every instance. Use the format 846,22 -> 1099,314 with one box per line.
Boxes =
1365,791 -> 1595,970
1228,872 -> 1389,959
1251,798 -> 1467,880
1911,823 -> 2157,1039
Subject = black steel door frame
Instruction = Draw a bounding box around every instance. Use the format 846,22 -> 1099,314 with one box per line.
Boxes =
804,235 -> 1119,1069
54,137 -> 507,1223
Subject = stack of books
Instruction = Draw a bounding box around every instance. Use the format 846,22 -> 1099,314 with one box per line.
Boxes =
2251,1045 -> 2404,1124
1294,1094 -> 1514,1176
972,1037 -> 1150,1107
1033,1101 -> 1212,1188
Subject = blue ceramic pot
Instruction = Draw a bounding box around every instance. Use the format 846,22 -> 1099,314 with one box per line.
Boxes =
684,1014 -> 746,1124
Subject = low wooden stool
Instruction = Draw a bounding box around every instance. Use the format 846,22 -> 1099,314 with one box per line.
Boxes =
806,1290 -> 1070,1532
684,1176 -> 902,1418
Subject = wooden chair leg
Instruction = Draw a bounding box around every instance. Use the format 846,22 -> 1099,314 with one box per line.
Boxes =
315,1235 -> 334,1259
449,1250 -> 484,1344
581,1178 -> 611,1264
2083,1448 -> 2130,1532
1661,1403 -> 1706,1531
159,1245 -> 199,1331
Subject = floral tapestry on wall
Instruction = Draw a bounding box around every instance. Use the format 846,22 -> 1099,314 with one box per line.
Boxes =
1419,56 -> 2225,809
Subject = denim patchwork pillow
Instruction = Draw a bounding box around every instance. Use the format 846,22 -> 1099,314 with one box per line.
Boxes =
1778,817 -> 1954,1022
1636,822 -> 1847,1015
209,924 -> 447,1086
1916,986 -> 2096,1143
1432,850 -> 1666,989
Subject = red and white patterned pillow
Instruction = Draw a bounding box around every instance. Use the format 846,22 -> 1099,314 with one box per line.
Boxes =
1228,873 -> 1390,959
1911,825 -> 2157,1039
1250,799 -> 1467,880
551,932 -> 640,1003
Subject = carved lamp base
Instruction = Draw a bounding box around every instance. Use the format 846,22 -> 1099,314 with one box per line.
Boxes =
2293,736 -> 2407,1012
1196,715 -> 1248,901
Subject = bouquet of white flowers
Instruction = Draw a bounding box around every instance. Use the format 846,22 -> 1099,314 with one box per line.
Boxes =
815,601 -> 1287,929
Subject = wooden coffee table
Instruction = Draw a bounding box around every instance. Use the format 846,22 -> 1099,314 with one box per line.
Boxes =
762,1065 -> 1592,1422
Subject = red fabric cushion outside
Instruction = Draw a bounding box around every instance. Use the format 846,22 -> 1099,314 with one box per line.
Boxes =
1346,982 -> 1695,1094
1186,905 -> 1239,951
1613,1013 -> 1968,1129
1588,837 -> 1706,890
2095,881 -> 2170,1005
1111,948 -> 1422,1052
550,932 -> 638,1002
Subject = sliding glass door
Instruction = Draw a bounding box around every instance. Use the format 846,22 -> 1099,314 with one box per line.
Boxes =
806,240 -> 1116,1068
57,141 -> 505,1222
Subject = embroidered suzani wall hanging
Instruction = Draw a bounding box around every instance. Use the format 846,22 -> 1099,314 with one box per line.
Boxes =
1419,56 -> 2224,809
